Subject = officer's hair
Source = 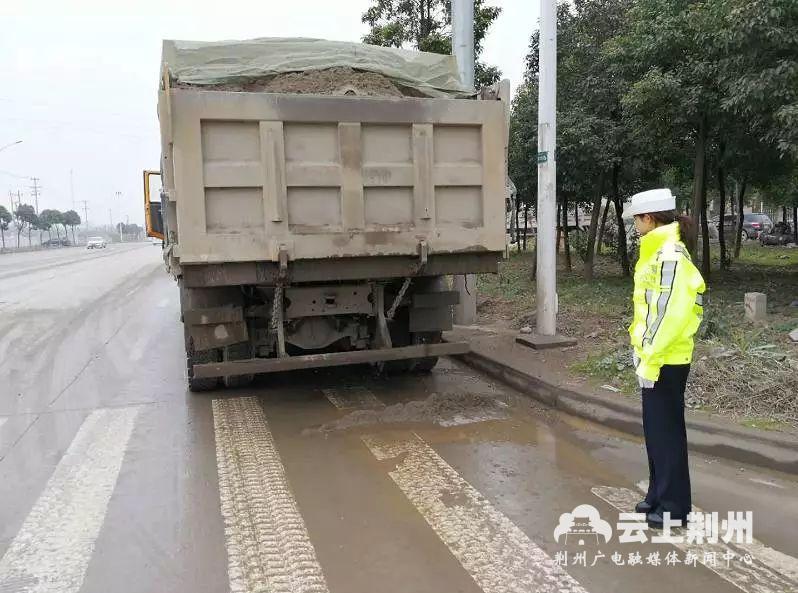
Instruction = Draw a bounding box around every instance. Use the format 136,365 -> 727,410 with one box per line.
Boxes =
648,210 -> 696,246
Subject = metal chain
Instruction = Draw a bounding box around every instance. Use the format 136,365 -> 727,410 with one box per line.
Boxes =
270,284 -> 283,331
386,277 -> 412,321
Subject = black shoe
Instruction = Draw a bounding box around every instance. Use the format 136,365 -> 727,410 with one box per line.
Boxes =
635,500 -> 653,514
647,510 -> 687,529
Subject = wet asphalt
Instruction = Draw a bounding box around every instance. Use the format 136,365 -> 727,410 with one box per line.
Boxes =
0,244 -> 796,593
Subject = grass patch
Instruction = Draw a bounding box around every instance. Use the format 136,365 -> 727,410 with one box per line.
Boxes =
570,347 -> 639,396
740,417 -> 787,432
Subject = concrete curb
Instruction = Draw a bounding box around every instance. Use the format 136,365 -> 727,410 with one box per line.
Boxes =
454,348 -> 798,475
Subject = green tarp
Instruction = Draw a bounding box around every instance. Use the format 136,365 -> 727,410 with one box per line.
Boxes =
162,37 -> 471,98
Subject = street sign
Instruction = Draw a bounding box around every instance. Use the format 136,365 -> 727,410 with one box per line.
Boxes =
537,151 -> 548,164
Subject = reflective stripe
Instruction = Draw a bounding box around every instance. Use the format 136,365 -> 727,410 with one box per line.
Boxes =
696,293 -> 704,306
643,289 -> 655,343
659,260 -> 677,288
674,244 -> 692,261
644,261 -> 678,345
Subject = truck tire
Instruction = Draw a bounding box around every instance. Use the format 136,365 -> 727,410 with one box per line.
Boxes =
185,332 -> 219,392
409,331 -> 441,373
223,342 -> 254,388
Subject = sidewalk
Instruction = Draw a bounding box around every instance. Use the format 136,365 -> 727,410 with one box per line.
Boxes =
446,325 -> 798,475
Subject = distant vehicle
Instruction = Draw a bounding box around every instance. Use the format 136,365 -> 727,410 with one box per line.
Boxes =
715,213 -> 774,240
86,236 -> 107,249
42,238 -> 71,248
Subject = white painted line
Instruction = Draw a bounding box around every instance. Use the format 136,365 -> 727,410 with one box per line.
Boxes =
363,432 -> 588,593
592,486 -> 798,592
748,477 -> 785,490
0,407 -> 138,592
633,480 -> 798,583
213,397 -> 330,593
322,387 -> 383,410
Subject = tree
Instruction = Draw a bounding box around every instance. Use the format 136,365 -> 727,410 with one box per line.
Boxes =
362,0 -> 502,88
14,204 -> 37,248
63,210 -> 81,244
0,205 -> 11,250
39,209 -> 64,241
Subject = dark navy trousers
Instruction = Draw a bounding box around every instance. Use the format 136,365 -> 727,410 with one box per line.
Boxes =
642,364 -> 692,519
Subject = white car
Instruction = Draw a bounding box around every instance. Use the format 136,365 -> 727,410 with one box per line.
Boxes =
87,236 -> 107,249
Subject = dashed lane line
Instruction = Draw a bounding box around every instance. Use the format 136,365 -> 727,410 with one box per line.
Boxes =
363,432 -> 589,593
592,486 -> 798,593
212,397 -> 330,593
0,407 -> 139,593
322,387 -> 384,410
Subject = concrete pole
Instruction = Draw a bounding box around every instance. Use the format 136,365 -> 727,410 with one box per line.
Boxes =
452,0 -> 477,325
536,0 -> 558,336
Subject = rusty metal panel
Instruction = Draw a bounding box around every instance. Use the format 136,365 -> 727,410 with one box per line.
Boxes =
183,306 -> 244,325
192,341 -> 470,377
412,290 -> 460,309
166,91 -> 506,265
284,285 -> 372,318
409,307 -> 454,333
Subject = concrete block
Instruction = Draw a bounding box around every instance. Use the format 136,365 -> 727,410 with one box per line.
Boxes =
790,327 -> 798,343
516,333 -> 577,350
744,292 -> 767,322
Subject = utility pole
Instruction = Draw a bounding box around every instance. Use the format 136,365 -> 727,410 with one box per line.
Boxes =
78,199 -> 89,244
520,0 -> 574,349
452,0 -> 477,325
29,177 -> 41,214
114,191 -> 123,242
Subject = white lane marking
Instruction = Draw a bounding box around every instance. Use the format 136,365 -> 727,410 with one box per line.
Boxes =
322,387 -> 383,410
363,432 -> 588,593
213,397 -> 329,593
633,480 -> 798,582
0,407 -> 138,593
592,486 -> 798,593
748,477 -> 786,490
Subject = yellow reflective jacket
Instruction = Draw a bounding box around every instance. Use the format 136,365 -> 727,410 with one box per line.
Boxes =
629,222 -> 706,383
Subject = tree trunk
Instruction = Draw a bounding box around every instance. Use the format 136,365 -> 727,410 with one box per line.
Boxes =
717,142 -> 727,270
611,163 -> 630,277
0,226 -> 5,249
689,116 -> 707,258
700,156 -> 711,280
793,205 -> 798,244
596,198 -> 610,255
522,204 -> 529,250
734,177 -> 747,259
783,206 -> 787,223
584,173 -> 606,281
562,193 -> 572,272
574,203 -> 580,230
515,199 -> 521,245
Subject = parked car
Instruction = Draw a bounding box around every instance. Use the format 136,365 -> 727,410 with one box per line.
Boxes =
715,213 -> 774,240
86,236 -> 107,249
41,238 -> 71,248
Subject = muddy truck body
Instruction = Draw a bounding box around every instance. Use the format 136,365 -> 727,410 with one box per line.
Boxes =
144,38 -> 509,390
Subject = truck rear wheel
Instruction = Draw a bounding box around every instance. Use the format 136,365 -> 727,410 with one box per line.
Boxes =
222,342 -> 255,388
185,332 -> 219,392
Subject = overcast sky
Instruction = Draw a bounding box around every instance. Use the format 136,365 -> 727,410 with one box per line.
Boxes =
1,0 -> 538,227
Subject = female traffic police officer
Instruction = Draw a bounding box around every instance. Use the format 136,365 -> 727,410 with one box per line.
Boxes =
624,189 -> 706,528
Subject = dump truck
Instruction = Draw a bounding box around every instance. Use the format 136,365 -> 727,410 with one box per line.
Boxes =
144,38 -> 509,390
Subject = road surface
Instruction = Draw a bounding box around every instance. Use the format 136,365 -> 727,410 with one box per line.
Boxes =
0,244 -> 797,593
